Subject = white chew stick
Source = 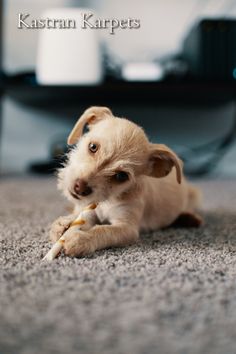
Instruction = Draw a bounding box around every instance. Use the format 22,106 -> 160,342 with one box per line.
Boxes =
43,203 -> 97,261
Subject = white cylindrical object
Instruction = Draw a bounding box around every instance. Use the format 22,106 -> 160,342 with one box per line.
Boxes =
36,8 -> 103,85
43,203 -> 97,261
43,238 -> 66,261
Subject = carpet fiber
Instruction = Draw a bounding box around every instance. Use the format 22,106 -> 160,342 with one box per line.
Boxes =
1,177 -> 236,354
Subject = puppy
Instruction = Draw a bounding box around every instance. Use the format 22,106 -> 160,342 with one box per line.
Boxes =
50,106 -> 202,257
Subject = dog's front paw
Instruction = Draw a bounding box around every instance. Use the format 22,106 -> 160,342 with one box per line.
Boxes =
49,215 -> 75,243
63,229 -> 95,257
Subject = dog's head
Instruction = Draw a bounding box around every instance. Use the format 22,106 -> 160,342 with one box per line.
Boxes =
58,107 -> 182,205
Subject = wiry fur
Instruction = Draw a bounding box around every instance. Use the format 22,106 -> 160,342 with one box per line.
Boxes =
50,107 -> 202,257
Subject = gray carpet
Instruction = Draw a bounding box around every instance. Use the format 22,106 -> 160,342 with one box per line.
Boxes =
1,177 -> 236,354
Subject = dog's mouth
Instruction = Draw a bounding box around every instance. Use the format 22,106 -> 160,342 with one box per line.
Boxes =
69,190 -> 81,200
69,190 -> 94,200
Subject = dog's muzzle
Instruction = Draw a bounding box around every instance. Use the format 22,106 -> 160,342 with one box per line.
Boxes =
72,178 -> 93,198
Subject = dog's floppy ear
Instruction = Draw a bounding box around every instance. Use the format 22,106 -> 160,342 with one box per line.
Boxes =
67,106 -> 113,145
147,144 -> 182,184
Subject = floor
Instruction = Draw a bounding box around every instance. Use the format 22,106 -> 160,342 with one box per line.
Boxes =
0,176 -> 236,354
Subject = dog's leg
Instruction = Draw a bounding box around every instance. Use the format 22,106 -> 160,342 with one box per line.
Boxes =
171,211 -> 203,228
49,214 -> 76,243
63,224 -> 139,257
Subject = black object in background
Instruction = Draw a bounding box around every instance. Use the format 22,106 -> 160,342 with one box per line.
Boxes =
183,19 -> 236,81
29,139 -> 69,174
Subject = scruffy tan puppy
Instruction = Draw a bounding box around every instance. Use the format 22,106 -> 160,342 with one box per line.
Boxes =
50,106 -> 202,257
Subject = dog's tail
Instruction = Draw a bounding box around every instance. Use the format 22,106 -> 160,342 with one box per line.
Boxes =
187,184 -> 202,210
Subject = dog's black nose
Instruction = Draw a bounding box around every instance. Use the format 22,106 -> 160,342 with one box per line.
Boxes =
74,179 -> 93,197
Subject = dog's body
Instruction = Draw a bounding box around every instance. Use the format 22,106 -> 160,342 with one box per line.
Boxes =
50,107 -> 202,257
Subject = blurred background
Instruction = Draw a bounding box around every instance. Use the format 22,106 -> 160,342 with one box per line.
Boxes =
1,0 -> 236,177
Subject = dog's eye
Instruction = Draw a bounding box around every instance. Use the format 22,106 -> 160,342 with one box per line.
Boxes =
114,171 -> 129,183
89,142 -> 98,153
